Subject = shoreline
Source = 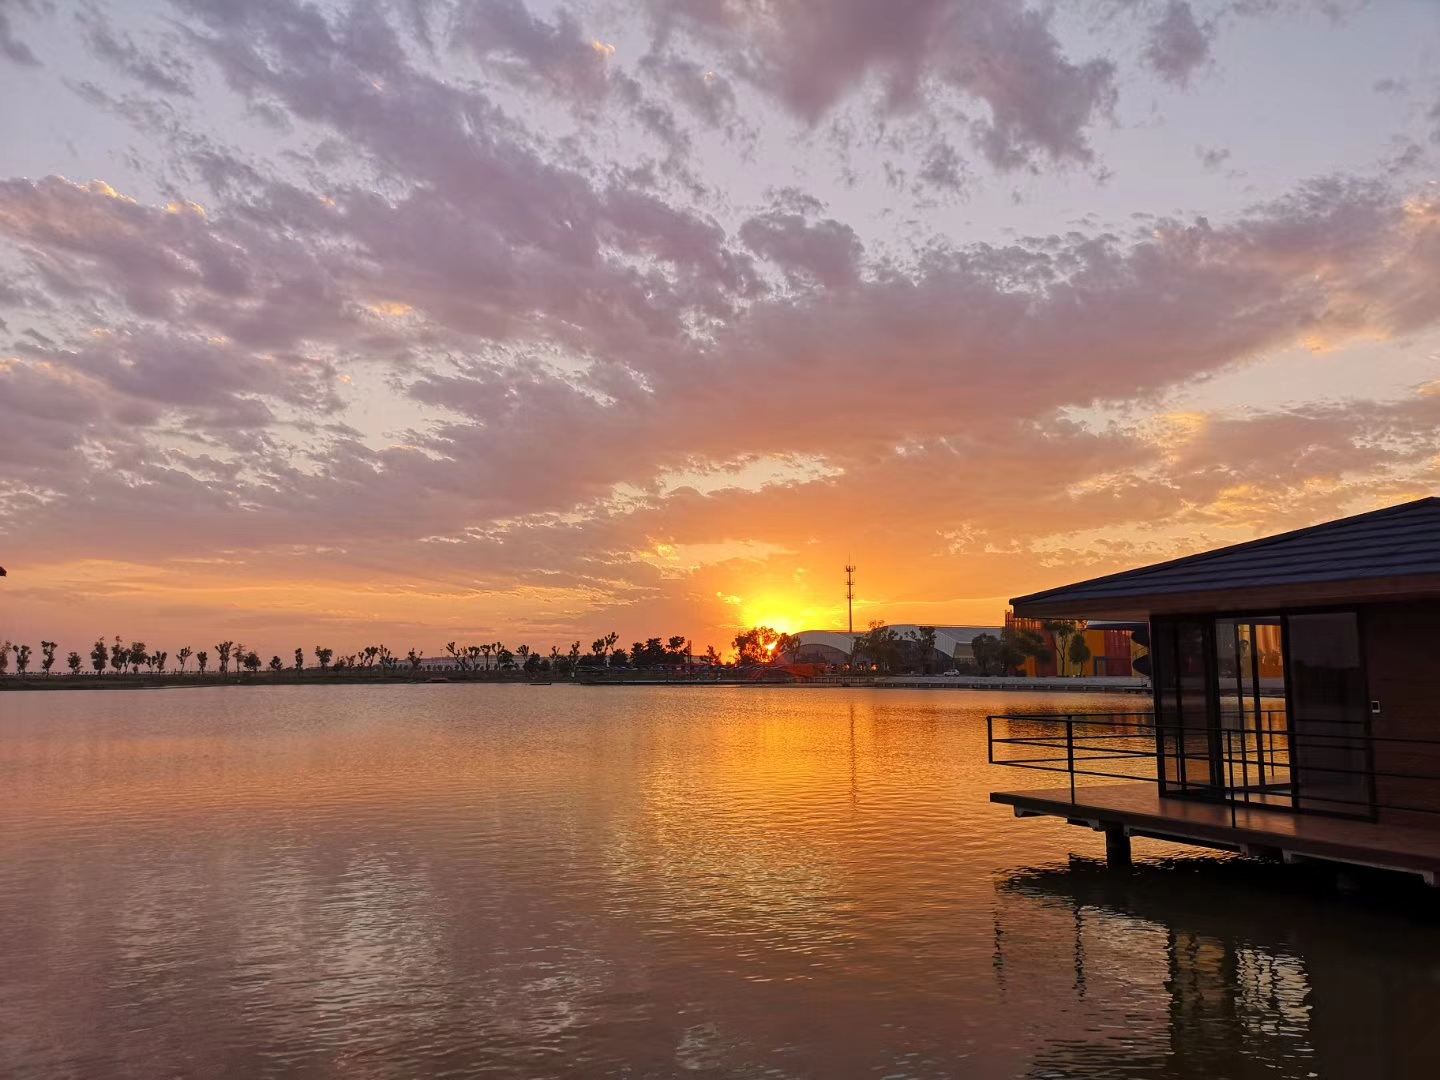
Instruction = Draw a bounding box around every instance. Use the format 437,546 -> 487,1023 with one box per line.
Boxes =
0,673 -> 1150,694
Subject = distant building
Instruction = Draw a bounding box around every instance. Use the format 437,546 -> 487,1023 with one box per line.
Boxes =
783,625 -> 1002,670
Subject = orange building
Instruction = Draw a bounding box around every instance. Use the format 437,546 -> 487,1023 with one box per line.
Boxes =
1004,611 -> 1144,677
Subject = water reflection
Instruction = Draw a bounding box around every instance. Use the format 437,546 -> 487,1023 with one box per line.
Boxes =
997,857 -> 1440,1078
0,686 -> 1437,1077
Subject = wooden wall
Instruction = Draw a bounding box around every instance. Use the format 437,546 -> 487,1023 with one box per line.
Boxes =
1362,601 -> 1440,828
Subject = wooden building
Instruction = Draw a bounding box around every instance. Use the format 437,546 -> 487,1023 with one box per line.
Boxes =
989,497 -> 1440,882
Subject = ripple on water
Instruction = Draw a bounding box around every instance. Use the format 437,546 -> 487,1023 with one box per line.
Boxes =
1,684 -> 1436,1078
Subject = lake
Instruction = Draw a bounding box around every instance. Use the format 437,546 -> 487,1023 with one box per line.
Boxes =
0,684 -> 1436,1078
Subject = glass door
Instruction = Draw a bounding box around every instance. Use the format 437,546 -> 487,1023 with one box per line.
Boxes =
1153,617 -> 1221,797
1213,617 -> 1291,804
1286,613 -> 1374,818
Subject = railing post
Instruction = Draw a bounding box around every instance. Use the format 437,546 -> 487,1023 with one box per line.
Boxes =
1067,716 -> 1076,803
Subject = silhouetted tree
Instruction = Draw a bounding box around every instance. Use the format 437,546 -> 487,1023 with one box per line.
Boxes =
109,637 -> 127,676
269,655 -> 284,672
91,638 -> 108,674
294,647 -> 304,670
178,646 -> 193,672
407,648 -> 422,671
733,627 -> 798,666
40,640 -> 57,675
197,650 -> 209,674
0,642 -> 8,676
242,651 -> 261,673
67,651 -> 82,674
1042,620 -> 1080,677
152,650 -> 167,674
216,641 -> 234,675
128,642 -> 146,674
12,643 -> 31,674
314,646 -> 333,671
1068,633 -> 1093,676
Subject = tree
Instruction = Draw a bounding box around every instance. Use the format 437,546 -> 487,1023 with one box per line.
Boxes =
609,648 -> 628,667
732,626 -> 794,666
152,650 -> 167,674
478,643 -> 494,671
110,637 -> 127,676
128,642 -> 147,675
704,645 -> 721,667
465,645 -> 482,671
12,643 -> 32,674
497,647 -> 514,669
444,641 -> 465,671
314,646 -> 333,671
294,647 -> 304,670
242,651 -> 261,673
178,646 -> 193,672
269,655 -> 284,672
66,650 -> 82,674
524,651 -> 542,674
1042,620 -> 1080,677
908,626 -> 938,674
40,640 -> 57,675
0,642 -> 8,676
216,641 -> 234,675
515,645 -> 530,668
1068,632 -> 1093,676
234,643 -> 246,675
407,648 -> 422,671
852,621 -> 902,671
91,638 -> 108,675
197,650 -> 209,674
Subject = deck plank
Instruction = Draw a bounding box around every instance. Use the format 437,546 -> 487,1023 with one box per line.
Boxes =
991,783 -> 1440,879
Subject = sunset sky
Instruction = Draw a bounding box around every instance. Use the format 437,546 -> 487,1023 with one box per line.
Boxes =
2,0 -> 1439,658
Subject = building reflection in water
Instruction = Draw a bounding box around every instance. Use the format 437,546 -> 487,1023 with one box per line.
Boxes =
993,857 -> 1440,1079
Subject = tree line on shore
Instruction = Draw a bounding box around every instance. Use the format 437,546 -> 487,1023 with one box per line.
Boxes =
0,633 -> 740,678
0,620 -> 1099,680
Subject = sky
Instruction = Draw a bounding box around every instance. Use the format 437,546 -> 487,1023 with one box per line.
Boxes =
1,0 -> 1440,660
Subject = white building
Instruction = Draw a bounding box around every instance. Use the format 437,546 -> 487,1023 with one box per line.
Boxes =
785,625 -> 1001,668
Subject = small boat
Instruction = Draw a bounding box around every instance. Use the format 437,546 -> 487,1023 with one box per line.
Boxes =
528,680 -> 552,686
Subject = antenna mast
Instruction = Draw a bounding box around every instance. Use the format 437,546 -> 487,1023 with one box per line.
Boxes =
845,562 -> 856,635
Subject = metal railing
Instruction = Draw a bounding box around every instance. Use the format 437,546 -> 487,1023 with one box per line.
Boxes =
987,711 -> 1440,826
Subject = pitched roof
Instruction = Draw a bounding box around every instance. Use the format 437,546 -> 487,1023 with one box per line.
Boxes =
1011,497 -> 1440,618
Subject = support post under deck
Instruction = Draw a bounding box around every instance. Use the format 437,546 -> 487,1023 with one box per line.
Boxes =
1104,826 -> 1132,871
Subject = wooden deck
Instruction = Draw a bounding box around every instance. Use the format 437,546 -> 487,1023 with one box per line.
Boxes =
991,783 -> 1440,884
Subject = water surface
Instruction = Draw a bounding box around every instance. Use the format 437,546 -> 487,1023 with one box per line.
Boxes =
0,685 -> 1435,1078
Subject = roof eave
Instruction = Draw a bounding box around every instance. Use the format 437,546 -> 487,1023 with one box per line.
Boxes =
1012,572 -> 1440,620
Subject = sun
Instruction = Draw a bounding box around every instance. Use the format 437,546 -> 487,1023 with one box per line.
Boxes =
738,595 -> 809,634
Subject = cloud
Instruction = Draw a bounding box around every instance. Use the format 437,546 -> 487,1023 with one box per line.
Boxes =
452,0 -> 624,105
1143,1 -> 1212,85
1195,144 -> 1230,170
649,0 -> 1118,169
0,0 -> 42,66
738,206 -> 863,288
1,0 -> 1437,655
78,6 -> 195,96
